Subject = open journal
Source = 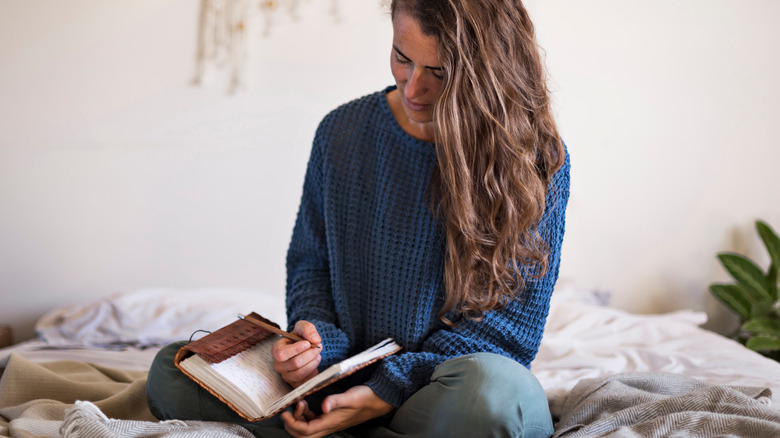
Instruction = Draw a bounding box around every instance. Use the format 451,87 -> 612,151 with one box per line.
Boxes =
174,312 -> 402,422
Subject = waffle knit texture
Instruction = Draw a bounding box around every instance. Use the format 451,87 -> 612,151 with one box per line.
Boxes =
286,86 -> 570,407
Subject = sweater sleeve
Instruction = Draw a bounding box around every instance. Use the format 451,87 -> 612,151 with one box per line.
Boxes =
285,122 -> 351,368
364,154 -> 571,407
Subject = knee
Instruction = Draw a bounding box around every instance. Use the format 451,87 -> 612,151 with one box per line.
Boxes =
146,341 -> 188,420
430,353 -> 552,437
147,341 -> 186,385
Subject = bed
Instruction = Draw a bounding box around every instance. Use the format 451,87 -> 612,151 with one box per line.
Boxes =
2,284 -> 780,437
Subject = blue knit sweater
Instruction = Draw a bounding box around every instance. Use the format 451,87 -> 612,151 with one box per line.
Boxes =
286,86 -> 570,407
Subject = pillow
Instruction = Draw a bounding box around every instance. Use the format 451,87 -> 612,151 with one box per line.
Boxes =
35,288 -> 287,348
549,280 -> 612,308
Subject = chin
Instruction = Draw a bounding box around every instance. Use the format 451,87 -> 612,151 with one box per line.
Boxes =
405,111 -> 434,125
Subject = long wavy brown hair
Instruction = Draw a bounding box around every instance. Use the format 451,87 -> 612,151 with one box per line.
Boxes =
389,0 -> 565,322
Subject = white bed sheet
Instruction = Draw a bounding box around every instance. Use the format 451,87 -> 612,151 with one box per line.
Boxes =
537,286 -> 780,416
3,285 -> 779,418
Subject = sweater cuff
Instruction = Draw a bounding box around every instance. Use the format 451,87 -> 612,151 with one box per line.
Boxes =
364,369 -> 414,408
311,320 -> 350,369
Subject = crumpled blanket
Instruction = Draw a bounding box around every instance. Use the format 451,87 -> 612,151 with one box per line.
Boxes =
60,401 -> 253,438
0,354 -> 252,438
33,288 -> 287,349
553,373 -> 780,437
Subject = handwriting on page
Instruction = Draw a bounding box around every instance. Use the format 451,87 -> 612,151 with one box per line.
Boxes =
210,339 -> 291,409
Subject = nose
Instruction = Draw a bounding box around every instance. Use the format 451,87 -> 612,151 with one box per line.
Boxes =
404,66 -> 428,100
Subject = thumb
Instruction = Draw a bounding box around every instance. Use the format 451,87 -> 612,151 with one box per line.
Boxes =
321,392 -> 349,413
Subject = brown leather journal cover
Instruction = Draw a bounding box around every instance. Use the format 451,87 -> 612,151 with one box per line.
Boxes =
175,312 -> 277,364
173,313 -> 401,422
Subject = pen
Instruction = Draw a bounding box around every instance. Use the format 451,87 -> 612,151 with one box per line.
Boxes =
237,313 -> 305,343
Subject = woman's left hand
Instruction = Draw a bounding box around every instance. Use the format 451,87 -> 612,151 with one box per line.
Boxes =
280,385 -> 394,438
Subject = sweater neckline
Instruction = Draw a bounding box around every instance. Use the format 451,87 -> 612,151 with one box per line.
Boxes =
380,85 -> 437,152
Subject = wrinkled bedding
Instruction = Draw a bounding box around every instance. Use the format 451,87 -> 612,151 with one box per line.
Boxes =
2,285 -> 780,437
0,355 -> 254,438
553,373 -> 780,437
0,354 -> 154,437
535,288 -> 780,418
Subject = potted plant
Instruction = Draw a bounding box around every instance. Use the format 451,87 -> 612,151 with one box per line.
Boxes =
710,220 -> 780,362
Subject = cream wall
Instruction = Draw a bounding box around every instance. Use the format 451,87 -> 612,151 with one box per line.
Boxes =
1,1 -> 778,342
531,0 -> 780,333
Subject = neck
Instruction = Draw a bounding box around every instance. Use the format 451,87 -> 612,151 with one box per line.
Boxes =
386,89 -> 435,142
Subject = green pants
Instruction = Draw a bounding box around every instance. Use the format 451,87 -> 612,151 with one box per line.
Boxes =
146,342 -> 553,437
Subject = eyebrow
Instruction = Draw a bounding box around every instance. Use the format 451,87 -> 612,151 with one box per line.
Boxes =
393,45 -> 444,72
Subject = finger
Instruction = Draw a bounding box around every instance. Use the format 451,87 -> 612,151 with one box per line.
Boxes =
274,348 -> 320,377
271,338 -> 293,362
283,414 -> 331,438
280,410 -> 294,424
289,365 -> 321,388
274,344 -> 321,372
293,400 -> 317,421
326,386 -> 364,413
281,411 -> 318,438
304,409 -> 317,421
289,400 -> 316,422
293,321 -> 322,345
321,393 -> 346,414
293,400 -> 303,420
283,356 -> 322,387
279,411 -> 306,438
273,339 -> 313,363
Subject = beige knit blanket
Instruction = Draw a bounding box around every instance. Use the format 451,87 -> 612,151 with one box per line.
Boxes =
553,372 -> 780,437
0,354 -> 252,438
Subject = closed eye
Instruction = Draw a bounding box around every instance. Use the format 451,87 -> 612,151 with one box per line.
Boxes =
393,48 -> 411,64
393,46 -> 445,80
394,55 -> 410,65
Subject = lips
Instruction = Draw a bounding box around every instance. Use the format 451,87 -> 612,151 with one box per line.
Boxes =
404,98 -> 430,112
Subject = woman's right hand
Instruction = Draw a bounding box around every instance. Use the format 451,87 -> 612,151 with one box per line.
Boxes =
272,320 -> 323,387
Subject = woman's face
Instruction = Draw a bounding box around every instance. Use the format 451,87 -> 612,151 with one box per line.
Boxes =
390,11 -> 445,126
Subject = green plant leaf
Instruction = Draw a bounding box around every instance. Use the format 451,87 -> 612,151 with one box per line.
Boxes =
717,253 -> 772,302
757,220 -> 780,277
768,262 -> 778,301
710,283 -> 751,319
742,318 -> 780,337
750,300 -> 776,320
746,335 -> 780,352
757,220 -> 780,301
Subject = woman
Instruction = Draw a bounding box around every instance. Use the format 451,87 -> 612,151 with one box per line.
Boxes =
147,0 -> 569,437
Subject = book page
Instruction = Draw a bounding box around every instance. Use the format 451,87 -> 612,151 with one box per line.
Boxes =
337,338 -> 399,370
209,337 -> 292,411
180,335 -> 293,418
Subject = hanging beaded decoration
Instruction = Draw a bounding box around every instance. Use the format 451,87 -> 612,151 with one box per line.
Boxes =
192,0 -> 340,93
